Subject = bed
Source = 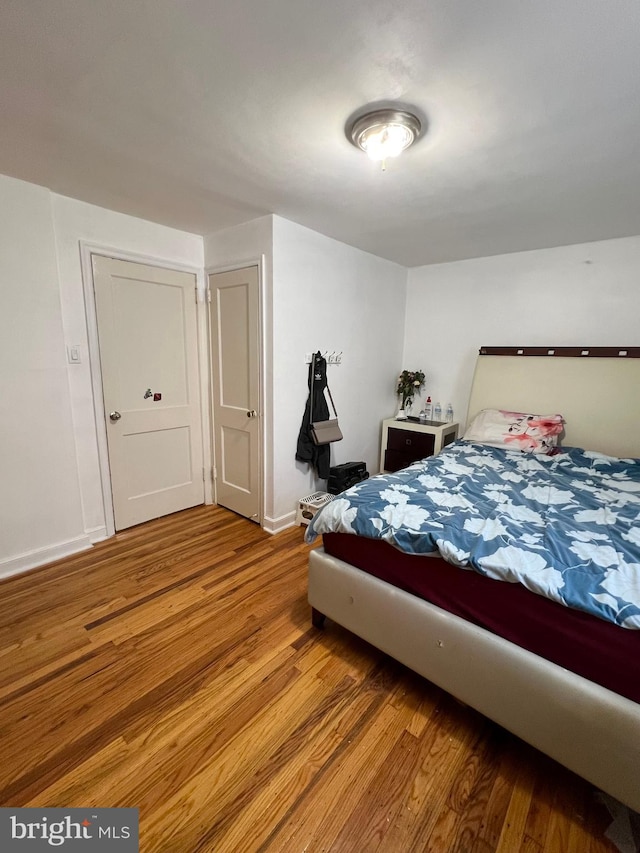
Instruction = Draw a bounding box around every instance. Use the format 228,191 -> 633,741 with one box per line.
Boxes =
306,347 -> 640,812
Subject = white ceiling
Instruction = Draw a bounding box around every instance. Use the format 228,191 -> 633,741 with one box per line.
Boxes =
1,0 -> 640,267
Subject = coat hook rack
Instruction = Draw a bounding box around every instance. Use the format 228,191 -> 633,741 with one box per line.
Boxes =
304,351 -> 343,365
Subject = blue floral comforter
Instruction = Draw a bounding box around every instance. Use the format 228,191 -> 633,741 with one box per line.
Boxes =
306,441 -> 640,629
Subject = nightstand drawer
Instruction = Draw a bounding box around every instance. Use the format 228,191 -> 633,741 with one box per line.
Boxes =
387,427 -> 435,456
379,418 -> 459,474
384,449 -> 418,472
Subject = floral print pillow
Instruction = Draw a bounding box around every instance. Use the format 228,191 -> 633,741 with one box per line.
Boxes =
464,408 -> 564,453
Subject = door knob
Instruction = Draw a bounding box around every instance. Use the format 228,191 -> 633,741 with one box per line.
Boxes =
246,410 -> 257,418
109,411 -> 122,422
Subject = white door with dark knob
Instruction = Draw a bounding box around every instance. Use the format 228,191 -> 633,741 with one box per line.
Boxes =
93,256 -> 204,530
209,266 -> 261,522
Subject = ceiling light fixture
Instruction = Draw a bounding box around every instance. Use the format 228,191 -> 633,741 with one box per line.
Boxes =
348,108 -> 422,170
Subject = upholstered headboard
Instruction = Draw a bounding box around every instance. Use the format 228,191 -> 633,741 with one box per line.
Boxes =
467,347 -> 640,459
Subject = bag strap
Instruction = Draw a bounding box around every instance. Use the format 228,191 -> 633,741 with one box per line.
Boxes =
325,384 -> 338,418
309,352 -> 316,422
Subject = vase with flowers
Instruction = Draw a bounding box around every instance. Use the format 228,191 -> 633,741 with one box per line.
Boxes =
396,369 -> 426,419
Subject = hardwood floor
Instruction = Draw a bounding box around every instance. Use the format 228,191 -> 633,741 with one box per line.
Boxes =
0,505 -> 618,852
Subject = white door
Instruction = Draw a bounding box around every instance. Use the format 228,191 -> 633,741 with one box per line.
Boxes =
93,256 -> 204,530
209,266 -> 261,522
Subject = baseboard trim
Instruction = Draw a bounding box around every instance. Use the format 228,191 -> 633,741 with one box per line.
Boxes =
263,511 -> 297,535
85,525 -> 109,543
0,535 -> 93,581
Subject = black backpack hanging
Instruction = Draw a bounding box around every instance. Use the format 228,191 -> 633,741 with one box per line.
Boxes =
310,353 -> 343,445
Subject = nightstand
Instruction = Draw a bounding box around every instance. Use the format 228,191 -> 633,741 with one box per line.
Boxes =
379,418 -> 459,473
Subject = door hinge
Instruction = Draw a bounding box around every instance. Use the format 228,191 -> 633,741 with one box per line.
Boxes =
212,466 -> 217,480
207,288 -> 211,303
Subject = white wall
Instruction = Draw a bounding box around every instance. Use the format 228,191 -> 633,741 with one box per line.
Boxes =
52,194 -> 205,539
271,217 -> 407,528
404,235 -> 640,428
0,176 -> 87,576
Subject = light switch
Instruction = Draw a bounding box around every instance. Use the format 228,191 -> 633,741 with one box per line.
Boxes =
67,345 -> 81,364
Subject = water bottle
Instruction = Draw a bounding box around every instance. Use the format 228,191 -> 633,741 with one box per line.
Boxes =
434,401 -> 442,422
445,403 -> 454,423
424,396 -> 432,420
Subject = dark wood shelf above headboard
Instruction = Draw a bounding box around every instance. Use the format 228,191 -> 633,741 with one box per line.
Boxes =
479,346 -> 640,358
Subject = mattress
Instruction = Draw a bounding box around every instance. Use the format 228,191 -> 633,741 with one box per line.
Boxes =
323,531 -> 640,705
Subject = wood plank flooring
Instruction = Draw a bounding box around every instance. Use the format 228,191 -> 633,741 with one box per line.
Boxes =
0,505 -> 619,852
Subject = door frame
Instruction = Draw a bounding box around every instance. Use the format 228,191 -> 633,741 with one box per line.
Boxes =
80,241 -> 211,538
205,257 -> 266,526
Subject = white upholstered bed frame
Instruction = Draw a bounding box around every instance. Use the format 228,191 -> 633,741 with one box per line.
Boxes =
308,348 -> 640,812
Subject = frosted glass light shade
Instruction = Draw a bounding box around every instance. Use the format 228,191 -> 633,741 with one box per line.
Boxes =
348,109 -> 422,161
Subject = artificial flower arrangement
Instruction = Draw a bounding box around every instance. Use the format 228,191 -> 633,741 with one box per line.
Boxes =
396,369 -> 426,412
